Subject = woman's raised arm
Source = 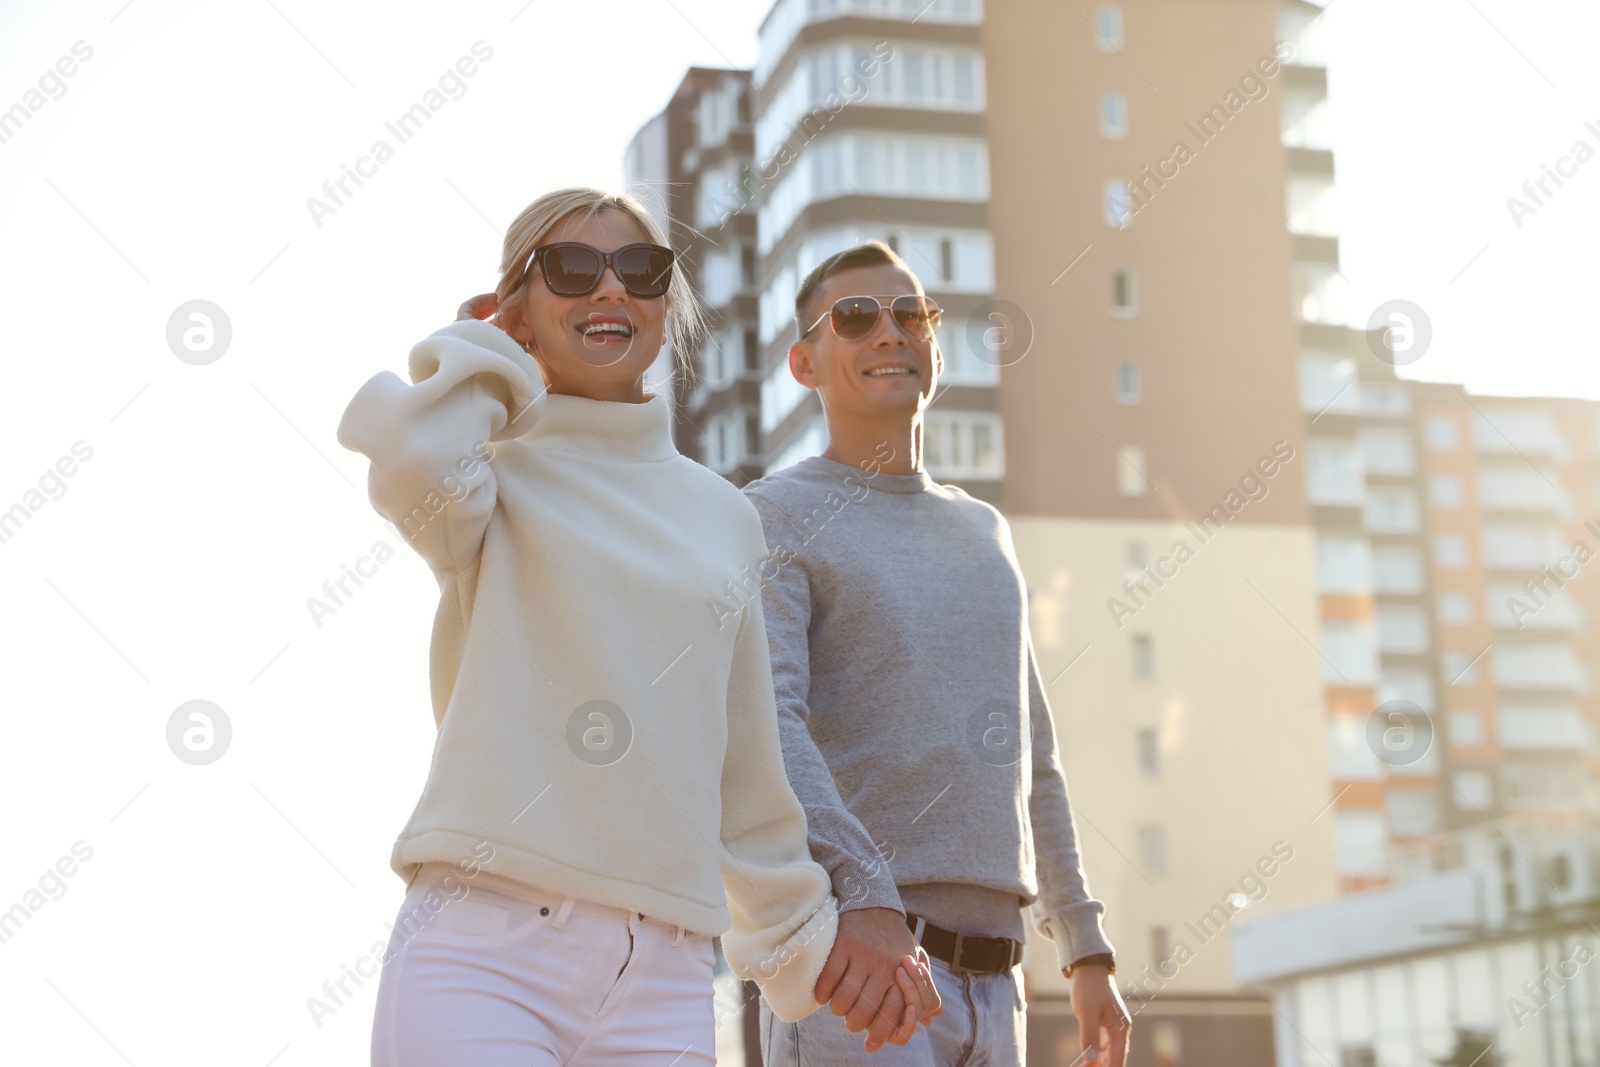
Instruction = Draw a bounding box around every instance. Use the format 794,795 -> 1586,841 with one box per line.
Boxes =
336,319 -> 542,574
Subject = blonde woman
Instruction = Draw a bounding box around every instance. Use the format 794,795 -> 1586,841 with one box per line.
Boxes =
337,188 -> 936,1065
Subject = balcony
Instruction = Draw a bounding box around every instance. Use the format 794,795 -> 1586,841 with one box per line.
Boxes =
1491,643 -> 1590,692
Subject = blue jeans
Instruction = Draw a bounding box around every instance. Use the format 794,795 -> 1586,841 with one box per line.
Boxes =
759,955 -> 1026,1066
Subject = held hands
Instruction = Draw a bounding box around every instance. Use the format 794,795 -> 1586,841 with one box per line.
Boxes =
1070,963 -> 1131,1067
814,907 -> 943,1052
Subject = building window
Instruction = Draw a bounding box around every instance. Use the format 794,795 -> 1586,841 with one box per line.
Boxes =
1453,770 -> 1493,809
1138,823 -> 1166,876
745,411 -> 761,459
1152,1021 -> 1183,1067
1111,268 -> 1138,316
1358,427 -> 1414,475
1115,359 -> 1141,403
1104,178 -> 1133,228
1137,728 -> 1160,775
1100,91 -> 1128,139
1425,416 -> 1460,449
1448,710 -> 1485,747
1442,650 -> 1481,686
1376,605 -> 1429,653
1149,925 -> 1170,964
1117,446 -> 1148,497
1364,487 -> 1420,533
1370,545 -> 1421,593
1315,535 -> 1372,593
1438,593 -> 1474,624
886,233 -> 899,255
1429,475 -> 1464,508
923,412 -> 1005,479
1319,621 -> 1379,685
1096,4 -> 1124,50
1306,438 -> 1364,505
1434,534 -> 1468,567
1131,633 -> 1154,680
953,55 -> 976,104
743,328 -> 759,373
740,245 -> 756,287
939,237 -> 954,282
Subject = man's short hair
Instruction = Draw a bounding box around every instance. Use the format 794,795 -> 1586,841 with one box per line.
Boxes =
793,241 -> 920,338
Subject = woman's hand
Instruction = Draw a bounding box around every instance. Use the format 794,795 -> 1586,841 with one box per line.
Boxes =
457,292 -> 499,323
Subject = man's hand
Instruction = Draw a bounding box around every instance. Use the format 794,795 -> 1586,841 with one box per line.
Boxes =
815,907 -> 942,1051
1070,964 -> 1130,1067
457,292 -> 498,322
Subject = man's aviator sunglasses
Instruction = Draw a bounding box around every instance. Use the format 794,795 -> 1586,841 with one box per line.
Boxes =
799,294 -> 942,342
525,242 -> 676,299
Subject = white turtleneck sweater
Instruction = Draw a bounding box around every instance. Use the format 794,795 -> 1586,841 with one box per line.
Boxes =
335,318 -> 837,1022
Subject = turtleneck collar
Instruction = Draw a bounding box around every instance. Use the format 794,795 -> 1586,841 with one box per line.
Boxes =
516,389 -> 679,462
803,454 -> 934,494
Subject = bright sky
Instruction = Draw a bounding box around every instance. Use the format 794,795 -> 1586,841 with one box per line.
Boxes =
0,1 -> 1593,1064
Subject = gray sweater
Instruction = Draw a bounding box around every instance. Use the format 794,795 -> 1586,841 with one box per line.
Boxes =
742,453 -> 1116,973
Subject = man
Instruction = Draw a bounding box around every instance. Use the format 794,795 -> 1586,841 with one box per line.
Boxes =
740,241 -> 1131,1064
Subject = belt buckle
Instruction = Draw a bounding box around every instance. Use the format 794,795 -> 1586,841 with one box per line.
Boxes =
949,931 -> 985,975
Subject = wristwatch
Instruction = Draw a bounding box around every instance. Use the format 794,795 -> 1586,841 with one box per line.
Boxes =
1067,952 -> 1116,976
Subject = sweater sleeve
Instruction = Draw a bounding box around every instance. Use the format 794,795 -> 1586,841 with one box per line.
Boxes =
1023,627 -> 1117,973
743,491 -> 906,917
335,319 -> 543,574
717,570 -> 840,1024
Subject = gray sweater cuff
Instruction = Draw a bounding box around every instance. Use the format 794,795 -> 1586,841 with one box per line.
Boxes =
1032,900 -> 1116,975
833,863 -> 904,915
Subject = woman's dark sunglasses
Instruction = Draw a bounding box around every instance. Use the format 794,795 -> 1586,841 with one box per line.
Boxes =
800,294 -> 943,342
526,241 -> 675,299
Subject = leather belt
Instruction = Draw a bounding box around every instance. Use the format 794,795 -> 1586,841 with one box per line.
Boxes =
905,912 -> 1022,975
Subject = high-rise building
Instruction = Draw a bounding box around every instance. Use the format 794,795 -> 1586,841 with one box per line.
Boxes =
627,4 -> 1600,1065
624,66 -> 765,484
748,0 -> 1004,502
982,0 -> 1345,1059
1306,352 -> 1600,890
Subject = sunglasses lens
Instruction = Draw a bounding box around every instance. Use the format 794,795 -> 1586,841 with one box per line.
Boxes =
892,296 -> 940,339
615,245 -> 674,297
832,297 -> 881,340
542,245 -> 602,295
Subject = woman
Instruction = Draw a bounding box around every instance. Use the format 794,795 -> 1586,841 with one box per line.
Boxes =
336,188 -> 935,1065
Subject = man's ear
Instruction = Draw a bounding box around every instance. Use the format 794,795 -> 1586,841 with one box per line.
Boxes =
788,340 -> 819,390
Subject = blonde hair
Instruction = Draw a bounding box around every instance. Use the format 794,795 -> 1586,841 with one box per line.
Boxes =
494,187 -> 707,385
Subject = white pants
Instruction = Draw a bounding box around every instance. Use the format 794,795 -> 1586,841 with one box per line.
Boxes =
371,861 -> 717,1065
